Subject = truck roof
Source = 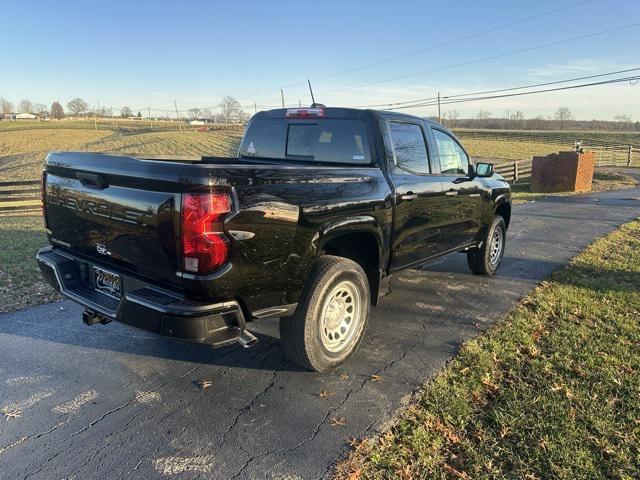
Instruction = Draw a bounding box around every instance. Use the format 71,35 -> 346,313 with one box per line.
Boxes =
253,107 -> 443,127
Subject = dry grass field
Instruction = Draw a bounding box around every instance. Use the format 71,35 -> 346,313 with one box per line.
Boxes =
1,124 -> 632,182
0,128 -> 243,182
463,138 -> 569,160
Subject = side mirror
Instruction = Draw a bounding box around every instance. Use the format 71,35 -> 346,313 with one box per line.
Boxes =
475,162 -> 494,177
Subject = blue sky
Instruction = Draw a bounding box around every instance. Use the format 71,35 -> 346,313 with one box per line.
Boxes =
1,0 -> 639,119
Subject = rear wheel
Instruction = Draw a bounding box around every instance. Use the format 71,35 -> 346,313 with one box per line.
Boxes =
279,256 -> 370,372
467,215 -> 506,275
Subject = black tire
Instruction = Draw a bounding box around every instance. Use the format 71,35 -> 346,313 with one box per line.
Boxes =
279,255 -> 370,372
467,215 -> 506,275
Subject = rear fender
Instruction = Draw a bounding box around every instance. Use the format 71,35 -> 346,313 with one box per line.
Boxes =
288,215 -> 387,305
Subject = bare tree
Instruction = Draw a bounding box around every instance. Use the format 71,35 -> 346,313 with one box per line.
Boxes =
0,98 -> 13,115
187,108 -> 201,120
33,103 -> 48,119
67,97 -> 89,116
120,106 -> 132,118
219,96 -> 241,124
50,102 -> 65,120
18,99 -> 33,114
476,109 -> 491,120
99,106 -> 113,117
508,110 -> 525,128
614,114 -> 632,130
554,107 -> 573,129
441,110 -> 459,127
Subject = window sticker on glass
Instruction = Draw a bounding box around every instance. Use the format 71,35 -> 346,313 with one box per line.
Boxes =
247,141 -> 257,156
353,155 -> 365,160
319,131 -> 332,143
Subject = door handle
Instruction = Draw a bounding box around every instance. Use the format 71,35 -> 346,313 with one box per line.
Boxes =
445,190 -> 459,196
400,193 -> 418,201
76,172 -> 108,189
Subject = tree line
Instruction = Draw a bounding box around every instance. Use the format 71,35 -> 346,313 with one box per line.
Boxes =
0,95 -> 248,124
441,107 -> 638,131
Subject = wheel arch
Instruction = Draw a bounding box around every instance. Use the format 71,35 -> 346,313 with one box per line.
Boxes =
308,216 -> 387,305
494,196 -> 512,229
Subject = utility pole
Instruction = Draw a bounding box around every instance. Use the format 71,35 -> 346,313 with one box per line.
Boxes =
280,88 -> 285,109
174,100 -> 183,132
437,92 -> 441,124
254,102 -> 257,114
94,101 -> 99,130
147,107 -> 152,129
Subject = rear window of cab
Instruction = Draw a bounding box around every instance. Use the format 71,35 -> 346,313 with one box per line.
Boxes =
240,118 -> 372,165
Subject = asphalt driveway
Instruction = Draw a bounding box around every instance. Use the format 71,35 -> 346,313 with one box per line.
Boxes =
1,186 -> 639,480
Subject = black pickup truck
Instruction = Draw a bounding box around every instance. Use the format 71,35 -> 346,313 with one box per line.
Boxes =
37,106 -> 511,371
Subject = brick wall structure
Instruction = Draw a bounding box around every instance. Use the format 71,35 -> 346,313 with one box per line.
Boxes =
530,151 -> 596,193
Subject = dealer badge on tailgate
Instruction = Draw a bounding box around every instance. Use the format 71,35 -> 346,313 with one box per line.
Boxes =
94,267 -> 122,299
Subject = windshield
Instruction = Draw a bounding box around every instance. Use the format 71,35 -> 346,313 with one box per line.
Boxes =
239,118 -> 372,165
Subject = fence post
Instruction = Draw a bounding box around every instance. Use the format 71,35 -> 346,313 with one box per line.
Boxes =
514,161 -> 519,183
627,145 -> 633,167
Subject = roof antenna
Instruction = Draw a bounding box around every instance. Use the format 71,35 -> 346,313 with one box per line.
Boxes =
308,79 -> 324,108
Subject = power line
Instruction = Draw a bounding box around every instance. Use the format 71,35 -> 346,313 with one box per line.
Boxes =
320,22 -> 640,97
385,75 -> 640,111
87,67 -> 640,119
315,0 -> 596,83
350,67 -> 640,108
98,71 -> 638,117
242,0 -> 595,100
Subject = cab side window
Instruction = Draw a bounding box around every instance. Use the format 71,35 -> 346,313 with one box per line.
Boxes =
388,122 -> 430,174
432,129 -> 469,175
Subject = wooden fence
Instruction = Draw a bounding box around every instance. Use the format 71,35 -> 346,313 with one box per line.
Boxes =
586,144 -> 639,167
492,159 -> 534,184
0,180 -> 41,214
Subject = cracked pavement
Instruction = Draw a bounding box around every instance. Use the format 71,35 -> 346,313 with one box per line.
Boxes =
1,186 -> 639,479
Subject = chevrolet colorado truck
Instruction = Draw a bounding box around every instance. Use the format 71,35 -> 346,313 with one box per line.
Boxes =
37,106 -> 511,371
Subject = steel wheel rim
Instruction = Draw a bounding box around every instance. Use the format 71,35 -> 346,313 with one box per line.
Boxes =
489,227 -> 504,265
320,280 -> 362,353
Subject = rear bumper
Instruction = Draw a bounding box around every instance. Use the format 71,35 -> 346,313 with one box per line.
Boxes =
36,246 -> 250,347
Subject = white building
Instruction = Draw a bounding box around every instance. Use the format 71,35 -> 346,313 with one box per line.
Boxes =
16,112 -> 37,120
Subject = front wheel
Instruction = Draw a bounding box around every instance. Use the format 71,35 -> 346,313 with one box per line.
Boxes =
467,215 -> 506,275
279,256 -> 370,372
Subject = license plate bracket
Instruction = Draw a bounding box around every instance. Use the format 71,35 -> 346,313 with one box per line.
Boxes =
94,267 -> 122,299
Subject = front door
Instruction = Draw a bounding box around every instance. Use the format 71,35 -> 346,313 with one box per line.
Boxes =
430,127 -> 484,250
386,120 -> 445,269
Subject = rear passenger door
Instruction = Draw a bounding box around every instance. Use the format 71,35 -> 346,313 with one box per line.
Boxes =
429,127 -> 484,250
386,119 -> 445,270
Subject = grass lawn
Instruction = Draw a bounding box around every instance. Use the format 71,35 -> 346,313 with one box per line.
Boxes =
338,220 -> 640,479
0,215 -> 59,312
511,171 -> 639,205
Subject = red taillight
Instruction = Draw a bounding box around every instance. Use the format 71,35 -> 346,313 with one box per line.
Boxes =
181,192 -> 232,275
41,170 -> 48,228
285,107 -> 325,119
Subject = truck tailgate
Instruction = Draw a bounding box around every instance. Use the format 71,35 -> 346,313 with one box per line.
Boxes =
43,152 -> 184,289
